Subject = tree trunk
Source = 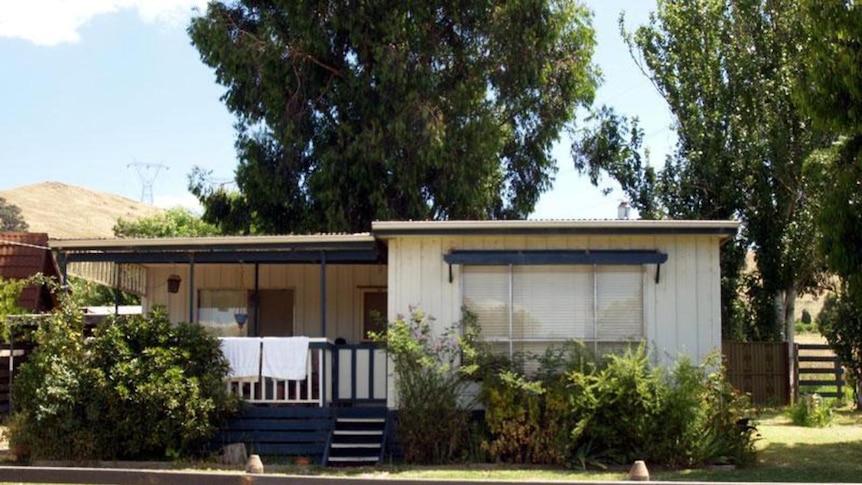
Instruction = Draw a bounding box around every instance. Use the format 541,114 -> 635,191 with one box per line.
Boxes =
784,286 -> 797,341
784,285 -> 797,402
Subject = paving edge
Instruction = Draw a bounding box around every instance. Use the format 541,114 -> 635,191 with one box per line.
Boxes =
0,467 -> 810,485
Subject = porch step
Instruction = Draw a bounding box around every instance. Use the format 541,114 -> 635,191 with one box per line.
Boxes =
327,456 -> 379,463
331,443 -> 380,449
324,410 -> 388,467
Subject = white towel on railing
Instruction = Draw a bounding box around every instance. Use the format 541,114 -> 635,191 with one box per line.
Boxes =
261,336 -> 310,380
219,337 -> 261,380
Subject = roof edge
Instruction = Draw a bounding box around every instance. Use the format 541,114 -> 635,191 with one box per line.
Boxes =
372,219 -> 740,239
49,233 -> 375,251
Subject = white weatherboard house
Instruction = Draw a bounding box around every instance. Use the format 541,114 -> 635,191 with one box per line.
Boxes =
50,219 -> 738,463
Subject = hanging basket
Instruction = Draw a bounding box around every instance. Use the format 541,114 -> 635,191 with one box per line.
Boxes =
167,275 -> 182,294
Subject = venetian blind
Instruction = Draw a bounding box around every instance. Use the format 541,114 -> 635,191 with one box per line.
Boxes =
595,266 -> 644,341
462,266 -> 509,339
512,265 -> 592,340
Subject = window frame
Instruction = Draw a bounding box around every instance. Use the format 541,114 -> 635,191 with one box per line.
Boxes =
460,263 -> 646,357
197,288 -> 249,337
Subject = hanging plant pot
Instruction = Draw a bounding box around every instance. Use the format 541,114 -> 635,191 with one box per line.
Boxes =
167,274 -> 182,294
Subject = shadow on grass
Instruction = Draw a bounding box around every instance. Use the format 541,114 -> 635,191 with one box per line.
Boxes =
655,438 -> 862,483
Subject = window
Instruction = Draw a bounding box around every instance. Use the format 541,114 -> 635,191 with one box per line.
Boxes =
462,265 -> 644,358
198,289 -> 248,337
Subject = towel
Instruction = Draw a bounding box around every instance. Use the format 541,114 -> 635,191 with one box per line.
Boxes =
261,336 -> 310,380
219,337 -> 261,380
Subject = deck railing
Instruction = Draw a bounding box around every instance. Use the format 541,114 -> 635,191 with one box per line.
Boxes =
223,338 -> 332,406
221,338 -> 388,407
332,343 -> 388,404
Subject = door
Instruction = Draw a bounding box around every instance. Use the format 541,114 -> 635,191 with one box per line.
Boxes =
362,289 -> 388,340
254,289 -> 295,337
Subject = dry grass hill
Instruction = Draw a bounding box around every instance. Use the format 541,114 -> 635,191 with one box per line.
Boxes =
744,251 -> 829,322
0,182 -> 163,239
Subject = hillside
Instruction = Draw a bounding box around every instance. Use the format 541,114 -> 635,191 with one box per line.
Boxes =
0,182 -> 163,239
744,251 -> 830,322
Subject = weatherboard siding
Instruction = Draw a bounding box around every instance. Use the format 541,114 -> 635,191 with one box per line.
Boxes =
386,233 -> 724,369
144,264 -> 386,342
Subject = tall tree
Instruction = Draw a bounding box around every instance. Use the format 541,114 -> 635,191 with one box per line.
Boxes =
572,0 -> 829,341
0,197 -> 28,232
188,0 -> 599,234
796,0 -> 862,405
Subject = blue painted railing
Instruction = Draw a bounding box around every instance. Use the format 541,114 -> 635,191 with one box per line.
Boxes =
332,342 -> 387,404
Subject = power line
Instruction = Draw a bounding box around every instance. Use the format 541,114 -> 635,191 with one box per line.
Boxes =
127,161 -> 169,205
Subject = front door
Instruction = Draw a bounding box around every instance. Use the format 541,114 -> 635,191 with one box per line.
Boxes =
362,289 -> 388,340
254,289 -> 295,336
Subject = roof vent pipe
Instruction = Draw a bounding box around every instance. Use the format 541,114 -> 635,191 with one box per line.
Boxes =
617,201 -> 631,220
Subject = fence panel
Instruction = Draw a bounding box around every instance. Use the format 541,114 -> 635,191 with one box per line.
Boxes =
723,341 -> 790,406
0,342 -> 35,414
795,343 -> 844,399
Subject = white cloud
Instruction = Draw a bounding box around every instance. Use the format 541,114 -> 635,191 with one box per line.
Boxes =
0,0 -> 208,46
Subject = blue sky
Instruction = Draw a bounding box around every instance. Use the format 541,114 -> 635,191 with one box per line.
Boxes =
0,0 -> 674,220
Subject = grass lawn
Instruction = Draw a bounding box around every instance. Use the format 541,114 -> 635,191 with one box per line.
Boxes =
286,408 -> 862,482
654,409 -> 862,482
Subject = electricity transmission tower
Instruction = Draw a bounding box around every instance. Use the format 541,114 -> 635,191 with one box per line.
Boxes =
127,162 -> 168,205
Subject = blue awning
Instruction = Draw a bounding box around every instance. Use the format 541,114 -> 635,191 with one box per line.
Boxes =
443,249 -> 668,266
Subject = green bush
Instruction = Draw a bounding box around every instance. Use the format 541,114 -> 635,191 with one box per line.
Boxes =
479,342 -> 596,466
376,307 -> 475,464
788,394 -> 833,427
479,344 -> 758,469
801,309 -> 812,325
817,291 -> 862,408
8,305 -> 237,461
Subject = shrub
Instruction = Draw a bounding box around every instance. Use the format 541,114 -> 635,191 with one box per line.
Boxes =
817,291 -> 862,408
376,307 -> 475,464
479,341 -> 597,466
801,309 -> 812,325
788,394 -> 833,427
8,305 -> 237,461
479,344 -> 758,469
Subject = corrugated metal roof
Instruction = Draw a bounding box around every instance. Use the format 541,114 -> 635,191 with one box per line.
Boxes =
50,233 -> 375,250
50,232 -> 385,266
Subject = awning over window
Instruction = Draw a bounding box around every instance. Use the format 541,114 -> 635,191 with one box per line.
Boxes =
443,249 -> 668,266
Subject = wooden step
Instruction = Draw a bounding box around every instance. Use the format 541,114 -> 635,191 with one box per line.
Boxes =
333,430 -> 383,436
328,456 -> 379,463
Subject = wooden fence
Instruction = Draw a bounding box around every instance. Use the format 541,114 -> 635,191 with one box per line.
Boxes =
795,343 -> 844,399
0,342 -> 34,414
723,341 -> 791,405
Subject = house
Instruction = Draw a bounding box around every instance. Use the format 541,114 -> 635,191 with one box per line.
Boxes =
0,232 -> 60,313
0,232 -> 60,414
49,219 -> 738,463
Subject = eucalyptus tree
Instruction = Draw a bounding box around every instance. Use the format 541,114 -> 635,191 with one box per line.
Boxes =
188,0 -> 599,234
